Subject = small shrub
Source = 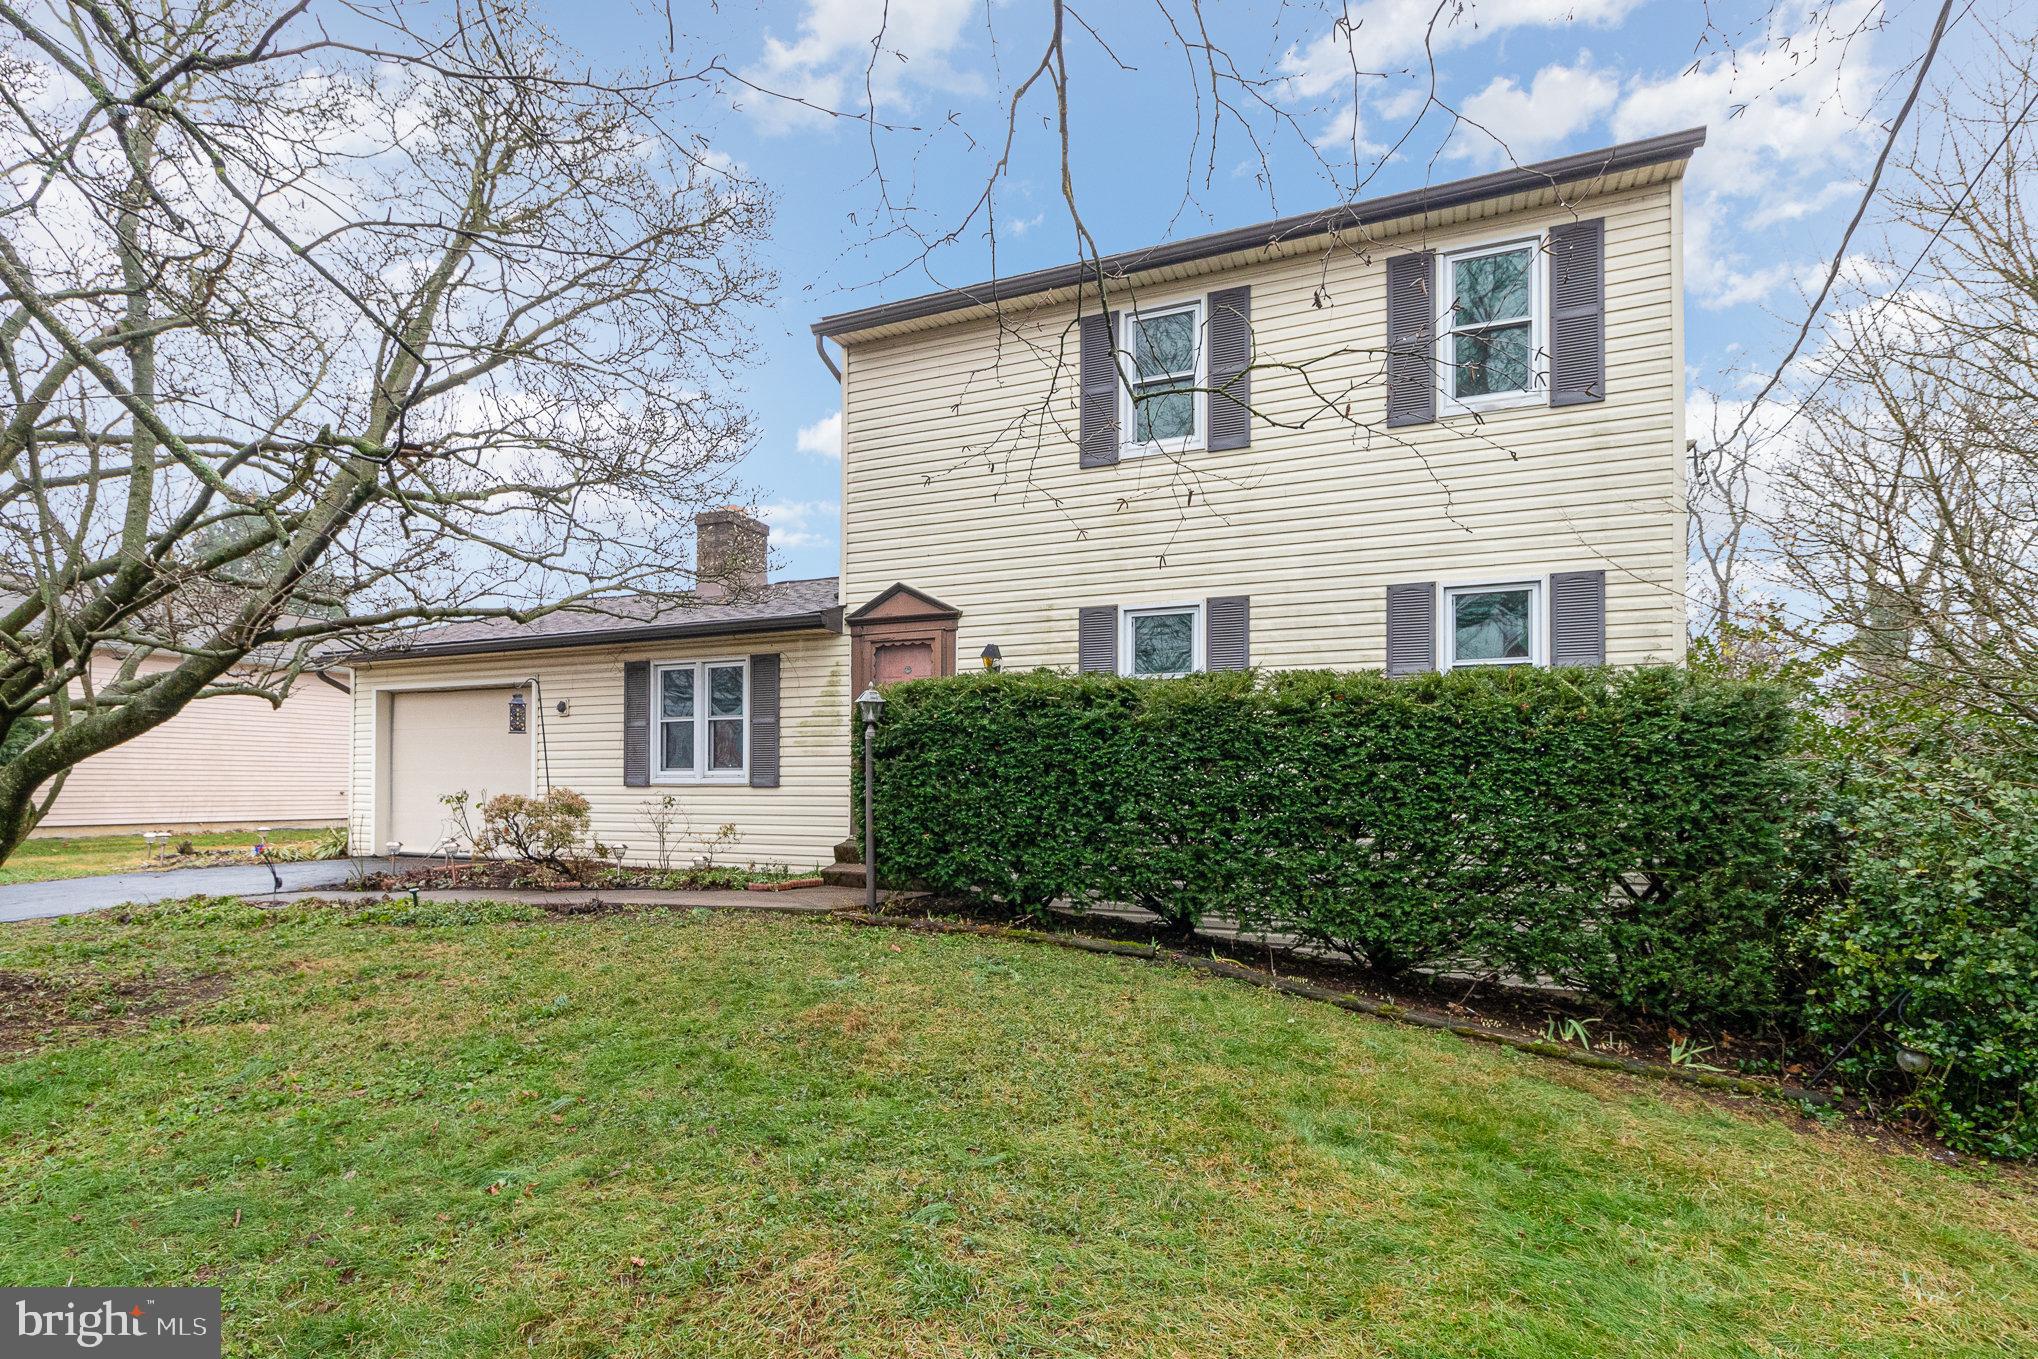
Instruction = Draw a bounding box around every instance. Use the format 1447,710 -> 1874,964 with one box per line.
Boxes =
268,826 -> 350,863
1806,753 -> 2038,1158
0,716 -> 41,765
474,788 -> 592,869
637,794 -> 743,872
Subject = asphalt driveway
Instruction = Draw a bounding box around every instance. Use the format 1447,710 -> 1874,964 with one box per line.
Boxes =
0,858 -> 398,923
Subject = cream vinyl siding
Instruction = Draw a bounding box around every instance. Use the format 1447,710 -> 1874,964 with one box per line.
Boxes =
347,628 -> 850,868
838,179 -> 1688,672
36,653 -> 349,833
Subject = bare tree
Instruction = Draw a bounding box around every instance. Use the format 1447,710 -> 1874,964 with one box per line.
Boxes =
1762,27 -> 2038,719
0,1 -> 771,857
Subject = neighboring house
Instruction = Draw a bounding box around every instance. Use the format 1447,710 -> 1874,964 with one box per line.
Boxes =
347,128 -> 1700,865
35,650 -> 350,835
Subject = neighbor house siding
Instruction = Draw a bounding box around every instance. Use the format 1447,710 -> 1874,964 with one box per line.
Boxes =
37,653 -> 349,833
837,178 -> 1688,672
346,628 -> 850,869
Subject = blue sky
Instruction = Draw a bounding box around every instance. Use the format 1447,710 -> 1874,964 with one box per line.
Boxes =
543,0 -> 1974,582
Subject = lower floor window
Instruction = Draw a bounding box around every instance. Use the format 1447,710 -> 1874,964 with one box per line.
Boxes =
1122,604 -> 1202,677
655,659 -> 747,779
1446,582 -> 1538,667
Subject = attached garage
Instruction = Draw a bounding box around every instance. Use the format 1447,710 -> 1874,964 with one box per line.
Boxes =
382,685 -> 532,853
342,520 -> 852,868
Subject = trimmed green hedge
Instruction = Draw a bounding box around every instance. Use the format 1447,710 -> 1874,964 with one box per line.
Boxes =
869,666 -> 1804,1026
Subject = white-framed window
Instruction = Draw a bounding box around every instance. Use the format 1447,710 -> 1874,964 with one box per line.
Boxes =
1437,236 -> 1544,413
653,658 -> 748,781
1442,581 -> 1542,669
1119,299 -> 1204,456
1121,603 -> 1204,677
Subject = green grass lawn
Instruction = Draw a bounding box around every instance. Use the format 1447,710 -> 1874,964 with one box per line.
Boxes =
2,898 -> 2033,1357
0,828 -> 338,885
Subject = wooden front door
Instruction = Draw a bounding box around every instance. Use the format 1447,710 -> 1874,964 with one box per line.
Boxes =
873,640 -> 935,685
847,584 -> 962,696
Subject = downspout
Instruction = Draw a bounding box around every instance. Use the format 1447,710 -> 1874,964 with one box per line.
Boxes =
814,333 -> 841,382
522,676 -> 552,793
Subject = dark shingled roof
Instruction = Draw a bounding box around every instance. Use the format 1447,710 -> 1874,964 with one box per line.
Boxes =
813,127 -> 1706,339
346,577 -> 842,662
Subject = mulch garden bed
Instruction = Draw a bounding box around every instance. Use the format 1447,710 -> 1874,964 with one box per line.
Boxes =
345,860 -> 812,894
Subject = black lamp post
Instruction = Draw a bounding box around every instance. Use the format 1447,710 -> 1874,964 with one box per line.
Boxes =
980,643 -> 1002,672
857,686 -> 885,910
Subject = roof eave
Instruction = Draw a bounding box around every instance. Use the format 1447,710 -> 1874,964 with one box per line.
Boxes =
812,127 -> 1705,339
345,607 -> 843,665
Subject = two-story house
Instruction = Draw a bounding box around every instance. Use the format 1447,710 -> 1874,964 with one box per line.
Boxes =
821,127 -> 1699,691
341,128 -> 1700,867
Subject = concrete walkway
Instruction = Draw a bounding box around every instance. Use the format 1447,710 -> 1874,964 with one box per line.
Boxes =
0,858 -> 401,923
247,884 -> 886,913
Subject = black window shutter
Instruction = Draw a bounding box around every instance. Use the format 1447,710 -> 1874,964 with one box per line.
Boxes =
1205,596 -> 1250,670
748,653 -> 781,787
1385,582 -> 1437,675
622,659 -> 650,787
1077,605 -> 1119,673
1385,251 -> 1436,428
1549,570 -> 1607,667
1206,286 -> 1252,450
1548,218 -> 1606,407
1079,309 -> 1119,467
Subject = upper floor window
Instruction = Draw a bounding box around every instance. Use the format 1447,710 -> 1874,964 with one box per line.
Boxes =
1122,301 -> 1203,455
654,658 -> 747,780
1439,238 -> 1542,411
1122,602 -> 1203,677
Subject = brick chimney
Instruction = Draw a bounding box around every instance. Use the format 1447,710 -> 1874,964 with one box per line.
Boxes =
694,506 -> 769,601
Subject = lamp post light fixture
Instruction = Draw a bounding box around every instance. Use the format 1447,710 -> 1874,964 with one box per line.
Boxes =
980,643 -> 1003,672
1808,986 -> 1934,1089
857,686 -> 886,911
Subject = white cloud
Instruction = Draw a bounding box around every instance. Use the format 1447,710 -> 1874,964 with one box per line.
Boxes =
740,0 -> 981,133
795,410 -> 842,459
1684,201 -> 1799,311
1279,0 -> 1642,97
758,498 -> 840,551
1310,100 -> 1381,155
1279,0 -> 1640,167
1612,0 -> 1886,308
1448,58 -> 1619,165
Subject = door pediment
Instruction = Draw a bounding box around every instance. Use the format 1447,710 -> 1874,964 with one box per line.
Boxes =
846,582 -> 961,625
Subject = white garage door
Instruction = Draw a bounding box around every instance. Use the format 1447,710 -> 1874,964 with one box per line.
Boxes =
386,687 -> 532,853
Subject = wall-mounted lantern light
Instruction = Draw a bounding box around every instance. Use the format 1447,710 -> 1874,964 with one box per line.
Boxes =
980,643 -> 1003,672
508,690 -> 527,733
